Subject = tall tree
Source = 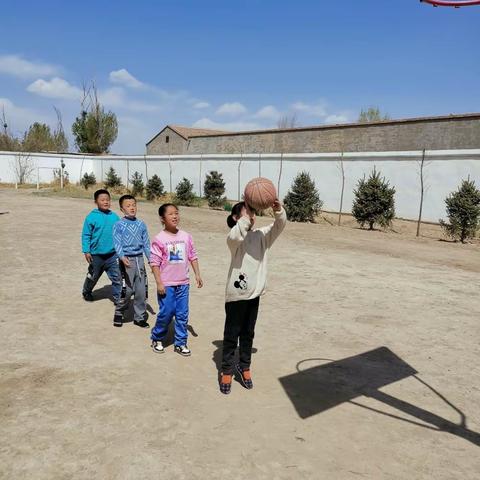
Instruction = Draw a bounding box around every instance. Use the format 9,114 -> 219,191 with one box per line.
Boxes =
72,82 -> 118,153
439,178 -> 480,243
358,107 -> 390,123
283,171 -> 323,222
352,167 -> 396,230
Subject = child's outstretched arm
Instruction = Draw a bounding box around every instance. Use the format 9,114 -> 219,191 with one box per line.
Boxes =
260,200 -> 287,248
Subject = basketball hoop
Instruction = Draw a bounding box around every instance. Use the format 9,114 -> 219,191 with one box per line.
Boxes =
420,0 -> 480,7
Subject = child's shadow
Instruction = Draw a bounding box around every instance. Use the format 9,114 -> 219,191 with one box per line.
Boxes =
161,323 -> 199,347
119,301 -> 156,324
211,340 -> 258,374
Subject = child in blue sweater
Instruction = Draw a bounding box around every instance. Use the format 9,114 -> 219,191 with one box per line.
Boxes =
112,194 -> 151,328
81,189 -> 121,303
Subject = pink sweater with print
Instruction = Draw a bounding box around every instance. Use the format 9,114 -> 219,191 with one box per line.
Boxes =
150,229 -> 198,286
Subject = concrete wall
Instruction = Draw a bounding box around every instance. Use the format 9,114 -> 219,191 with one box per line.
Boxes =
146,127 -> 188,155
147,116 -> 480,155
2,149 -> 480,223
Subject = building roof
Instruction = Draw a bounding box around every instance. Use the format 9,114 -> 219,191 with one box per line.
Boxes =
146,125 -> 228,145
169,125 -> 228,139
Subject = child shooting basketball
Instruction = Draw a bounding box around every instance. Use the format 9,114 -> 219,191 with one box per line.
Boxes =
220,199 -> 286,394
150,204 -> 203,356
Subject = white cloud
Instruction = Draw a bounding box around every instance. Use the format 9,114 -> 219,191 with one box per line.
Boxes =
193,117 -> 261,132
291,101 -> 327,118
216,102 -> 247,116
0,54 -> 60,79
255,105 -> 281,120
193,101 -> 210,109
324,113 -> 350,124
27,77 -> 82,100
109,69 -> 144,89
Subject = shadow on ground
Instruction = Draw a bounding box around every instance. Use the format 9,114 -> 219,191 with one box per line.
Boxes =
279,346 -> 480,447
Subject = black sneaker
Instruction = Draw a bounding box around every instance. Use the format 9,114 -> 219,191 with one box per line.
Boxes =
133,320 -> 150,328
113,314 -> 123,327
83,292 -> 94,302
174,345 -> 191,357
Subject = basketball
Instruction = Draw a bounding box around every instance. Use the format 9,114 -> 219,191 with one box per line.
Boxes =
244,177 -> 277,211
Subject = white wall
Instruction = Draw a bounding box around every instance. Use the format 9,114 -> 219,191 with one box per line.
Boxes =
1,150 -> 480,222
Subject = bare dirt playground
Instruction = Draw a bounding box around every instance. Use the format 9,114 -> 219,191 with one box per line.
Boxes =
1,189 -> 479,480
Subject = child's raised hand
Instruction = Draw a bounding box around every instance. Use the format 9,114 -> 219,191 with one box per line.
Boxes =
121,256 -> 130,267
272,199 -> 282,212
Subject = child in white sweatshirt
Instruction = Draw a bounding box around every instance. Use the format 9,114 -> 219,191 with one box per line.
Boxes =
220,200 -> 286,394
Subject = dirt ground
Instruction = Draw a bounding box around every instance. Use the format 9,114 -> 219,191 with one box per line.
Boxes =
1,189 -> 479,480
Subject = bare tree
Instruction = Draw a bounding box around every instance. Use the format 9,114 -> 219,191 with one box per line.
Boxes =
10,152 -> 35,184
53,106 -> 69,152
358,106 -> 390,123
337,152 -> 346,225
416,149 -> 431,237
72,81 -> 118,153
0,108 -> 21,152
277,113 -> 298,129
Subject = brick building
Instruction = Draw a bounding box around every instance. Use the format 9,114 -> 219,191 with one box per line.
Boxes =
146,113 -> 480,155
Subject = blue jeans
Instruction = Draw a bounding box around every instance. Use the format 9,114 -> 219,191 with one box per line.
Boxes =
82,253 -> 122,302
151,285 -> 190,346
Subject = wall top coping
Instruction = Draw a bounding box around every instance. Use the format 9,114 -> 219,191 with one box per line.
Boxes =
2,149 -> 480,162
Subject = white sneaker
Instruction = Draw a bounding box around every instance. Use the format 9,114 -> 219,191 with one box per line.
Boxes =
151,341 -> 164,354
174,345 -> 191,356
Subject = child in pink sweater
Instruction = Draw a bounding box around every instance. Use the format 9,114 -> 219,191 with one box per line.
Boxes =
150,203 -> 203,356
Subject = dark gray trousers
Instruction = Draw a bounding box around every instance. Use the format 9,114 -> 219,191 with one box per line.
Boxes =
114,256 -> 147,323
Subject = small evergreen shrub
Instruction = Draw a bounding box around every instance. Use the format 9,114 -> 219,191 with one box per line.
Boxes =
352,167 -> 395,230
104,166 -> 123,189
175,177 -> 196,206
130,171 -> 145,197
204,170 -> 226,208
80,172 -> 96,190
439,178 -> 480,243
283,171 -> 322,222
145,174 -> 165,200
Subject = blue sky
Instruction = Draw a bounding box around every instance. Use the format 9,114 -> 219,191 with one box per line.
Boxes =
1,0 -> 479,153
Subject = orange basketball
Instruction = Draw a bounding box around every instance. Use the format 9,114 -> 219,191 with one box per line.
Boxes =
244,177 -> 277,211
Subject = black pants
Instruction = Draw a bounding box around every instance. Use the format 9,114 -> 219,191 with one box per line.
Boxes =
221,297 -> 260,374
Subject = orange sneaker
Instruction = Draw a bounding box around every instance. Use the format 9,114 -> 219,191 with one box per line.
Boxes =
220,373 -> 232,395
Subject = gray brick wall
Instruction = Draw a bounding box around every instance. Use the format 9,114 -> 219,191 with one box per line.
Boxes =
146,116 -> 480,155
